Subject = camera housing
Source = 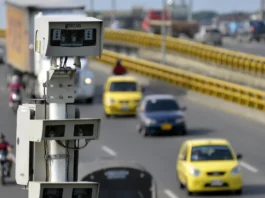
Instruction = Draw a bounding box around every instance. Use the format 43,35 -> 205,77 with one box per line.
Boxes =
28,181 -> 100,198
34,15 -> 104,57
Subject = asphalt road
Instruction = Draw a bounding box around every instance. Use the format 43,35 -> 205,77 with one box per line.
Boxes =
222,38 -> 265,57
1,61 -> 265,198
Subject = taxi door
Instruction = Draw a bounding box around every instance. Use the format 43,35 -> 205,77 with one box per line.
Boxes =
176,143 -> 188,185
103,81 -> 110,105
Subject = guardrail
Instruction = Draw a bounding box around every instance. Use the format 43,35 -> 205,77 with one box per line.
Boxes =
103,29 -> 265,76
96,50 -> 265,111
1,28 -> 265,76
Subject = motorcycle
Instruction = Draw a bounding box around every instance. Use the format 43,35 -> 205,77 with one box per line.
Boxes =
9,91 -> 22,113
0,153 -> 9,185
112,66 -> 127,76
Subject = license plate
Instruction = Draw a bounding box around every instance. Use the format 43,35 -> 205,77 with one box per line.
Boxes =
161,123 -> 172,131
120,106 -> 129,111
210,180 -> 223,186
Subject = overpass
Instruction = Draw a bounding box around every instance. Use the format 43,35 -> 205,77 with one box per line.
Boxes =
0,32 -> 265,198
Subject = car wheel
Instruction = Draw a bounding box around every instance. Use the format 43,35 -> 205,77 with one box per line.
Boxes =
140,127 -> 148,137
234,189 -> 242,195
86,97 -> 94,104
187,190 -> 194,196
181,127 -> 188,136
177,175 -> 185,189
104,112 -> 110,118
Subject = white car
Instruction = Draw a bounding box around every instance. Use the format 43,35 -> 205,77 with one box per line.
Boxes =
37,56 -> 95,104
195,26 -> 222,46
74,64 -> 95,103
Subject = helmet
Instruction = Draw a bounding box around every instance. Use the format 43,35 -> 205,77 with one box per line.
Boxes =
116,59 -> 122,66
0,133 -> 5,139
11,75 -> 20,84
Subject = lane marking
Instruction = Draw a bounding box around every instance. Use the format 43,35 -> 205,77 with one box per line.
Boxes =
101,145 -> 117,156
240,161 -> 258,173
164,189 -> 179,198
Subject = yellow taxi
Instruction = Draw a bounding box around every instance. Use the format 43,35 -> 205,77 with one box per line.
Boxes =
176,139 -> 243,195
103,76 -> 143,117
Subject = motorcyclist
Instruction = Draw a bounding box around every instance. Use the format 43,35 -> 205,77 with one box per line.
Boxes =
0,133 -> 13,177
112,59 -> 127,75
9,75 -> 22,107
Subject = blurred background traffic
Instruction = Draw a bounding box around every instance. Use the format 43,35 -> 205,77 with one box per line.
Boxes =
0,0 -> 265,198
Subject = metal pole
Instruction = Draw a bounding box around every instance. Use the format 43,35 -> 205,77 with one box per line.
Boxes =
261,0 -> 264,20
167,0 -> 173,36
161,0 -> 167,65
48,103 -> 67,182
111,0 -> 116,25
187,0 -> 193,22
90,0 -> 94,16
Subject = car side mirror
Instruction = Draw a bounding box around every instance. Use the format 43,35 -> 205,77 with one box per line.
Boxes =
179,155 -> 185,160
181,106 -> 187,111
236,154 -> 243,160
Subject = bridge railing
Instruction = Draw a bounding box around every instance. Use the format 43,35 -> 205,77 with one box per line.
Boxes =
95,50 -> 265,112
1,28 -> 265,76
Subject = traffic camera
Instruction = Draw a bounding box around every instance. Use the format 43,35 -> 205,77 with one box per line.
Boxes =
28,181 -> 99,198
34,15 -> 103,57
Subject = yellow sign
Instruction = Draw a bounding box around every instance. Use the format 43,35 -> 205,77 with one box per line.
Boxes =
6,5 -> 29,72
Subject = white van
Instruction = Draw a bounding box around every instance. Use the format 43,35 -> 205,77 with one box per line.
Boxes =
36,56 -> 95,104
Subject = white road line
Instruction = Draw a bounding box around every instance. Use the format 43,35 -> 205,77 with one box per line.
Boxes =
164,189 -> 179,198
240,161 -> 258,173
101,145 -> 117,156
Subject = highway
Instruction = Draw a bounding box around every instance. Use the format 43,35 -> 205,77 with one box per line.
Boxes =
220,38 -> 265,57
1,60 -> 265,198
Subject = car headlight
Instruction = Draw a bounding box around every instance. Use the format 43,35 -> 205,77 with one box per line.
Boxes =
231,165 -> 241,175
144,118 -> 156,125
85,78 -> 92,84
176,118 -> 184,123
107,98 -> 115,105
12,93 -> 18,100
189,167 -> 200,177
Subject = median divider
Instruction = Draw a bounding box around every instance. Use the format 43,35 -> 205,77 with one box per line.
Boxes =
104,29 -> 265,76
94,50 -> 265,111
1,28 -> 265,75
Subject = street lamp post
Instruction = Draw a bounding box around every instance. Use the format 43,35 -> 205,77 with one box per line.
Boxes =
161,0 -> 167,65
111,0 -> 116,25
187,0 -> 193,21
261,0 -> 264,20
90,0 -> 94,16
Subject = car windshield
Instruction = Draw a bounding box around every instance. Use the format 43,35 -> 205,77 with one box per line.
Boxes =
250,21 -> 265,29
190,145 -> 234,161
206,29 -> 220,33
110,82 -> 137,92
145,99 -> 179,112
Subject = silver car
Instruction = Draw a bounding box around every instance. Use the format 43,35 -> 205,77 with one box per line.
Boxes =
195,26 -> 222,46
0,47 -> 4,64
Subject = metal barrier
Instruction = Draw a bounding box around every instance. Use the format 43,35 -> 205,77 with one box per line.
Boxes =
103,29 -> 265,76
1,28 -> 265,75
94,50 -> 265,111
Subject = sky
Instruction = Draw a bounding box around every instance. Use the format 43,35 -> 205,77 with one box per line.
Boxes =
0,0 -> 261,28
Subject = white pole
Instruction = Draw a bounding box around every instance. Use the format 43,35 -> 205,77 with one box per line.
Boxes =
187,0 -> 193,22
111,0 -> 116,25
261,0 -> 264,20
49,103 -> 67,182
161,0 -> 167,65
90,0 -> 94,16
